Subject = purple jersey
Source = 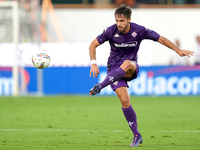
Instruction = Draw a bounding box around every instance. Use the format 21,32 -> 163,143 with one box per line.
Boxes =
96,22 -> 160,67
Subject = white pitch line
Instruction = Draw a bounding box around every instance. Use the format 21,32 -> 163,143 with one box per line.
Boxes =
157,130 -> 200,133
0,129 -> 124,132
0,129 -> 199,133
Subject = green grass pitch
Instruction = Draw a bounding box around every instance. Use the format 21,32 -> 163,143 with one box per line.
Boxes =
0,96 -> 200,150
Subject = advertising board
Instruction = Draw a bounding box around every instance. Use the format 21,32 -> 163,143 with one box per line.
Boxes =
1,66 -> 199,96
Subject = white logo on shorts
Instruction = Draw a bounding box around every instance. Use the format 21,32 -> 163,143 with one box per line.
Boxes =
113,81 -> 118,86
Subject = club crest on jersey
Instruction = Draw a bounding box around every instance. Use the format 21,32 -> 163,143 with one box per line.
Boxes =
131,32 -> 137,37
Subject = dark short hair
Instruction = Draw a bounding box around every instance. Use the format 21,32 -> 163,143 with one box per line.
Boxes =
114,4 -> 132,19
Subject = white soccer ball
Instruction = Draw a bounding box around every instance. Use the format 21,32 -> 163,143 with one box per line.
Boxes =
32,52 -> 51,69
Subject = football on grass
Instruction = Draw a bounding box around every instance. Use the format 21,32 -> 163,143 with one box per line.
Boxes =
32,51 -> 51,69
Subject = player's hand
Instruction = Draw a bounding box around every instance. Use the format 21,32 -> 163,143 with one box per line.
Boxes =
177,49 -> 194,58
90,64 -> 99,78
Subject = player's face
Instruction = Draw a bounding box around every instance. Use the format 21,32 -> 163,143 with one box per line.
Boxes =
115,14 -> 131,34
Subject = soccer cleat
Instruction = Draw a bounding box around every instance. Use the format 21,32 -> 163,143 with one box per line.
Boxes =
130,135 -> 143,147
89,84 -> 102,96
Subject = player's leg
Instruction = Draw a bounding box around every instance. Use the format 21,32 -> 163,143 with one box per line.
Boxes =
115,86 -> 143,147
89,60 -> 135,95
89,66 -> 125,95
115,87 -> 141,136
115,86 -> 130,108
101,60 -> 136,88
120,60 -> 137,78
116,61 -> 142,146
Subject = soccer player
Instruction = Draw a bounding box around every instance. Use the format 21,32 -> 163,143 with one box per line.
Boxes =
89,4 -> 194,147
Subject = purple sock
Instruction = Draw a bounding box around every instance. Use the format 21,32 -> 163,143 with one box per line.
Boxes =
122,105 -> 140,136
99,67 -> 125,88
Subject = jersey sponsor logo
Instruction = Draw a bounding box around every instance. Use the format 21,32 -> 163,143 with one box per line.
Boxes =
114,41 -> 137,47
114,34 -> 120,37
131,32 -> 137,37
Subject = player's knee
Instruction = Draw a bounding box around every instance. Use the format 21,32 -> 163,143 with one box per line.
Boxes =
120,97 -> 130,108
123,60 -> 132,67
121,60 -> 132,71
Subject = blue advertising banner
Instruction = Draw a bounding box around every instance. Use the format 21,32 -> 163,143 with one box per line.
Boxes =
0,66 -> 200,96
125,66 -> 200,96
25,67 -> 103,95
0,67 -> 13,95
0,67 -> 30,95
26,66 -> 200,96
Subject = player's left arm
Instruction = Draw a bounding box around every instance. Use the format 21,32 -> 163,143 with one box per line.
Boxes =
158,36 -> 194,58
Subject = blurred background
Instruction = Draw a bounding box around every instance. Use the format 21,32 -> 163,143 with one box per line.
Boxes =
0,0 -> 200,96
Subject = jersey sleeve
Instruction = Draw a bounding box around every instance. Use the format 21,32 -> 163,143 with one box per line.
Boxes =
143,28 -> 160,41
96,27 -> 110,44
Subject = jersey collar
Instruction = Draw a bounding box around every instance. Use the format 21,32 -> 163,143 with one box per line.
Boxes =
116,23 -> 134,34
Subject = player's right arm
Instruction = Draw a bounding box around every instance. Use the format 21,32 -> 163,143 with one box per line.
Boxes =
89,38 -> 100,78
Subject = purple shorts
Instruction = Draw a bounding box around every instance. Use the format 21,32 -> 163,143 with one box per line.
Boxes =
107,62 -> 139,91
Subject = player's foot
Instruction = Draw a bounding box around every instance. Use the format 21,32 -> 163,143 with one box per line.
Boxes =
89,84 -> 102,96
130,135 -> 143,147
